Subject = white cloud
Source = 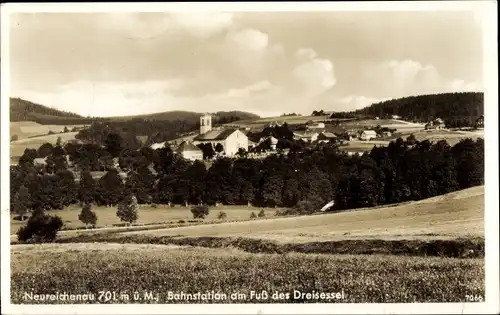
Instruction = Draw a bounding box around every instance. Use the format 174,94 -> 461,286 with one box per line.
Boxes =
15,80 -> 185,117
292,58 -> 336,96
295,48 -> 317,61
365,59 -> 483,98
166,12 -> 234,38
226,28 -> 269,51
226,80 -> 274,97
97,12 -> 234,39
336,95 -> 389,111
449,79 -> 483,92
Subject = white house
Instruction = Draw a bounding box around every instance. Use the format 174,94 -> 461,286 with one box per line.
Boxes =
175,141 -> 203,161
293,131 -> 319,143
360,130 -> 377,141
192,114 -> 249,157
392,115 -> 401,120
306,122 -> 325,130
425,118 -> 446,130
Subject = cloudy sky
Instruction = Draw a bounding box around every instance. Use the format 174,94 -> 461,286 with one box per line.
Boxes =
9,10 -> 484,117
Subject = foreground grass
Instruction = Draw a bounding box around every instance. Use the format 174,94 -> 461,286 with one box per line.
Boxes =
11,244 -> 484,304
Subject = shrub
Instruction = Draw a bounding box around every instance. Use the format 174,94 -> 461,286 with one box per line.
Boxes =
191,205 -> 209,219
217,211 -> 227,220
178,220 -> 186,224
250,212 -> 257,219
258,209 -> 266,218
11,134 -> 19,142
151,204 -> 158,208
294,200 -> 317,215
16,213 -> 64,243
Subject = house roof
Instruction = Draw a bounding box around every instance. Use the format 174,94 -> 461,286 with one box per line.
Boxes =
150,142 -> 166,150
294,131 -> 319,138
362,130 -> 377,135
176,141 -> 202,153
193,128 -> 237,141
321,132 -> 337,138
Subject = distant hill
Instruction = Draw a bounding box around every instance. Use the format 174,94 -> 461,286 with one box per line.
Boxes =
10,98 -> 260,125
110,110 -> 260,125
10,98 -> 105,125
331,92 -> 484,123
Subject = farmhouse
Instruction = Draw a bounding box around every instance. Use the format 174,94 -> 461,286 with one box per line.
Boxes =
476,115 -> 484,128
360,130 -> 377,141
293,131 -> 319,143
317,132 -> 337,143
425,118 -> 446,130
192,114 -> 249,157
306,121 -> 325,130
175,141 -> 203,161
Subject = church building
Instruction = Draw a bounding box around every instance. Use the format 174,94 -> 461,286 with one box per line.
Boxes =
192,113 -> 249,157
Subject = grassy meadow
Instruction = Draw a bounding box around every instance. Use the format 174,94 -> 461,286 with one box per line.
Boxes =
10,204 -> 286,234
11,244 -> 484,304
10,132 -> 79,158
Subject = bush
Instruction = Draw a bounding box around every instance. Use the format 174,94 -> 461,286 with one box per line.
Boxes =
250,212 -> 257,219
294,200 -> 317,215
178,220 -> 186,224
217,211 -> 227,220
191,205 -> 209,219
258,209 -> 266,218
16,214 -> 64,243
151,204 -> 158,208
11,134 -> 19,142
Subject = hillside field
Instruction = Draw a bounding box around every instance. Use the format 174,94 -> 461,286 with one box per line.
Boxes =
10,186 -> 485,304
118,186 -> 483,243
10,204 -> 286,235
10,121 -> 85,139
10,131 -> 79,158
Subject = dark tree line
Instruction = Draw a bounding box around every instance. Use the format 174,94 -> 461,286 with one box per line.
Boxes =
11,133 -> 484,217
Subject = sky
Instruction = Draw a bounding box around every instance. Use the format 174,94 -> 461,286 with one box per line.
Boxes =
9,9 -> 484,118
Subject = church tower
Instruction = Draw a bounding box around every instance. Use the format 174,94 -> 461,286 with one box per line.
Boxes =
200,113 -> 212,135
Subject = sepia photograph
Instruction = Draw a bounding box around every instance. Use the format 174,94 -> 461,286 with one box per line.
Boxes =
1,2 -> 498,314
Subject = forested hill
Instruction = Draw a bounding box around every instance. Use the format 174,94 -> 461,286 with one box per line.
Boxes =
10,97 -> 260,125
10,98 -> 106,125
110,110 -> 260,124
331,92 -> 484,123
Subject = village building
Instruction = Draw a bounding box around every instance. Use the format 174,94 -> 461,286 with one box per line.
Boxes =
392,115 -> 401,120
360,130 -> 377,141
425,118 -> 446,130
293,131 -> 319,143
476,115 -> 484,128
268,121 -> 282,128
175,141 -> 203,161
317,132 -> 337,143
306,121 -> 325,130
192,114 -> 249,157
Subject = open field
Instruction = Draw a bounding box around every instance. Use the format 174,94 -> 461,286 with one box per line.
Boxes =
399,129 -> 484,146
118,186 -> 484,243
10,132 -> 79,158
10,204 -> 286,233
11,244 -> 484,303
340,140 -> 390,153
10,121 -> 85,140
230,115 -> 332,128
